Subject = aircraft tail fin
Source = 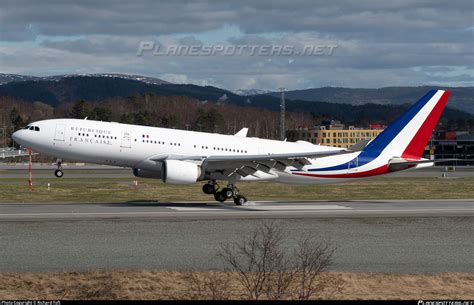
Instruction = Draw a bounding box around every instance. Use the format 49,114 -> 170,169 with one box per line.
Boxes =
362,90 -> 450,160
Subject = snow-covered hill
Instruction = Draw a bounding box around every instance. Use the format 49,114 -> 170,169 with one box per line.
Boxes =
0,73 -> 171,86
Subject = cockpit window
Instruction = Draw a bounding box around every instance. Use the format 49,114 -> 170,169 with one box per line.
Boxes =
23,125 -> 30,129
29,126 -> 34,130
34,126 -> 40,131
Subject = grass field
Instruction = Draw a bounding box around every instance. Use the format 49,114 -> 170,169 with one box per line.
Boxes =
0,270 -> 472,300
0,176 -> 473,203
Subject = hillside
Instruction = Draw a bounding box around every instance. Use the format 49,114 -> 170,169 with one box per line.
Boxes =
265,86 -> 474,114
0,74 -> 472,129
0,73 -> 170,86
0,76 -> 239,107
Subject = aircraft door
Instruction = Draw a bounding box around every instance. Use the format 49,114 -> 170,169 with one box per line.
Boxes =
54,124 -> 66,141
120,130 -> 131,148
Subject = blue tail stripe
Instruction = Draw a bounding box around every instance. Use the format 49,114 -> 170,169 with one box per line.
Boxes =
308,90 -> 438,172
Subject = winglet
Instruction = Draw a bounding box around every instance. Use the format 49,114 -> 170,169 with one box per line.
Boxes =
235,128 -> 248,137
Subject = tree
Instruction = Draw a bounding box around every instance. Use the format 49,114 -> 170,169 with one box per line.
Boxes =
10,108 -> 24,129
91,107 -> 113,121
70,100 -> 89,119
217,222 -> 337,300
217,223 -> 290,300
192,108 -> 224,132
133,111 -> 154,126
294,234 -> 336,300
119,113 -> 134,124
160,115 -> 178,128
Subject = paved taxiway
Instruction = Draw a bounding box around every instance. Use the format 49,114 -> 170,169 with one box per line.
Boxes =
1,200 -> 473,273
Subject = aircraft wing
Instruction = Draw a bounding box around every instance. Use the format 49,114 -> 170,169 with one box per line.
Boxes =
202,149 -> 350,176
149,149 -> 349,177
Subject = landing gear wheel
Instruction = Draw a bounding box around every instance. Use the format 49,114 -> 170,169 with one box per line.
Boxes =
233,195 -> 247,206
214,191 -> 227,202
202,183 -> 216,194
221,187 -> 234,199
54,169 -> 64,178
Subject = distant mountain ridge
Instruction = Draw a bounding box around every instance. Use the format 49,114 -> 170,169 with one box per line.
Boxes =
0,73 -> 40,84
0,73 -> 170,86
0,75 -> 231,107
0,73 -> 472,124
265,86 -> 474,114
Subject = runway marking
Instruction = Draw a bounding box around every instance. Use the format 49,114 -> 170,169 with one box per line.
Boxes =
167,207 -> 227,211
242,205 -> 353,210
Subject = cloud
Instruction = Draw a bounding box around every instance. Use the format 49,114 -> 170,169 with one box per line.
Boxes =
0,0 -> 472,90
1,1 -> 471,42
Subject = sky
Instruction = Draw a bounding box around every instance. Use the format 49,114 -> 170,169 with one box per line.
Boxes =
0,0 -> 473,91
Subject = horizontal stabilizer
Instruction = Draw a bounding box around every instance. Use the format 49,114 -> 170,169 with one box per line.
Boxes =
388,157 -> 462,170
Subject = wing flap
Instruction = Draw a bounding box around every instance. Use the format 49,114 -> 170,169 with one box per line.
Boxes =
205,149 -> 349,163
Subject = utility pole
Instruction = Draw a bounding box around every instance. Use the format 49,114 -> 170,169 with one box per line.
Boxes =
279,87 -> 287,140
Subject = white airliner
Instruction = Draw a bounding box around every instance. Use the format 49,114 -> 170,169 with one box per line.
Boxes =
12,89 -> 451,205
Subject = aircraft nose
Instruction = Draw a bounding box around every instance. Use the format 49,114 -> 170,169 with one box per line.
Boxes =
12,130 -> 24,145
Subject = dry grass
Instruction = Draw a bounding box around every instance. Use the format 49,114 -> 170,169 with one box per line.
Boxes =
0,270 -> 472,300
0,177 -> 473,203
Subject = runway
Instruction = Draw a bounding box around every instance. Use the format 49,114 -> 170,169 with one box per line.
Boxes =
0,200 -> 473,273
1,199 -> 473,220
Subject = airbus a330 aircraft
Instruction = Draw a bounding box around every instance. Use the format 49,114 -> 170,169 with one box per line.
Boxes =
13,89 -> 450,205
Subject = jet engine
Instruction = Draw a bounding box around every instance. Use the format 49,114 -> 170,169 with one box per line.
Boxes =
133,167 -> 162,179
162,160 -> 202,184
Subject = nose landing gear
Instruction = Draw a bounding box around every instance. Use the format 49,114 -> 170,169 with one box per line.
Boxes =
54,160 -> 64,178
202,181 -> 247,205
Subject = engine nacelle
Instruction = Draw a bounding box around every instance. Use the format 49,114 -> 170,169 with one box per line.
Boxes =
133,167 -> 162,179
162,160 -> 201,184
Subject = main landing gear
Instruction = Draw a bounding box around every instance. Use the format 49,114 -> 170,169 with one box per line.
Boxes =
202,181 -> 247,205
54,159 -> 64,178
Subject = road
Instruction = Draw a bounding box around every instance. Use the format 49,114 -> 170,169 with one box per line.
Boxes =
1,199 -> 473,273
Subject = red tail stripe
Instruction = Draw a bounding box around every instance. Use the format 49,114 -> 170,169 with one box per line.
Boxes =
401,91 -> 450,160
